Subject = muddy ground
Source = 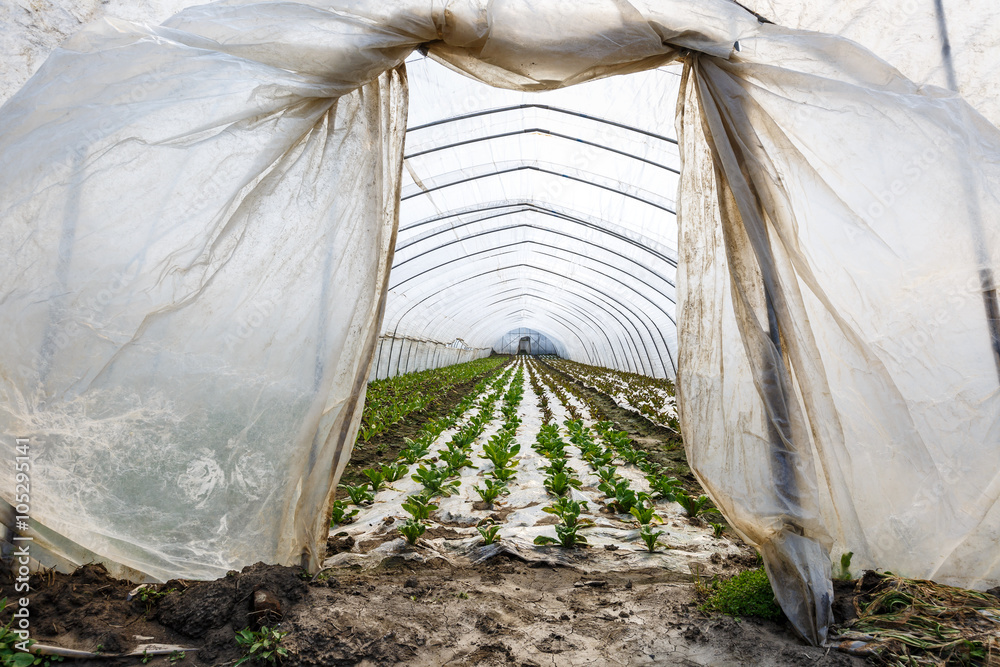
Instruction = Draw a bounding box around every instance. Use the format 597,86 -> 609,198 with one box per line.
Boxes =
0,357 -> 868,666
1,554 -> 864,667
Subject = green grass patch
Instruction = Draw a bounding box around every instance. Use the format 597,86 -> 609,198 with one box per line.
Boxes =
700,568 -> 782,620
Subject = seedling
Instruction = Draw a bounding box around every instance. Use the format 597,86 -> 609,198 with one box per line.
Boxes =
411,465 -> 460,497
618,447 -> 647,466
544,471 -> 582,497
329,499 -> 358,526
483,440 -> 520,470
440,448 -> 476,474
381,462 -> 409,483
399,518 -> 427,545
629,501 -> 661,525
534,522 -> 588,548
234,626 -> 289,666
607,486 -> 650,515
473,478 -> 508,504
638,525 -> 667,552
542,498 -> 591,528
398,446 -> 424,465
598,477 -> 631,499
490,465 -> 517,483
401,494 -> 438,520
478,523 -> 501,545
596,465 -> 619,484
676,493 -> 711,518
362,467 -> 386,493
711,522 -> 726,538
646,474 -> 681,501
340,483 -> 374,506
540,458 -> 571,476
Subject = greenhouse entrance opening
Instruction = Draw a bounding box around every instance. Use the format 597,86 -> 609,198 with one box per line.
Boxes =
4,1 -> 1000,661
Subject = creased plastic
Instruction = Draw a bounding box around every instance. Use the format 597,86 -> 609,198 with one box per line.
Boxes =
1,0 -> 998,648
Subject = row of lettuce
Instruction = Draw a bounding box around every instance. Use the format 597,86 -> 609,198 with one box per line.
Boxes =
336,356 -> 716,551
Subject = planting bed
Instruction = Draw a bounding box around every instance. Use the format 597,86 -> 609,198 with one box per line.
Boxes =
0,357 -> 870,666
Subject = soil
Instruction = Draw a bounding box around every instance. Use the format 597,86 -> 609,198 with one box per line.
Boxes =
1,557 -> 866,667
1,358 -> 869,666
539,361 -> 697,492
340,366 -> 504,488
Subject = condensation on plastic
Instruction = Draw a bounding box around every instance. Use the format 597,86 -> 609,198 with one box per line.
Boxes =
0,0 -> 999,647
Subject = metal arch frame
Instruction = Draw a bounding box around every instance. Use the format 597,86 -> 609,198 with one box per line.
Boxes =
405,127 -> 678,174
400,200 -> 678,268
494,327 -> 561,356
461,288 -> 640,371
384,263 -> 674,376
406,103 -> 679,146
393,265 -> 671,377
378,284 -> 588,371
386,284 -> 614,374
390,237 -> 675,373
494,307 -> 605,363
392,264 -> 656,376
408,285 -> 575,360
387,273 -> 637,374
471,292 -> 629,370
387,244 -> 677,374
393,219 -> 677,298
399,280 -> 631,373
489,307 -> 614,368
400,164 -> 676,214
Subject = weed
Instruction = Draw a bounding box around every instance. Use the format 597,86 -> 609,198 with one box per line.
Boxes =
137,586 -> 177,614
234,626 -> 289,666
834,552 -> 854,581
1,599 -> 65,665
700,568 -> 782,620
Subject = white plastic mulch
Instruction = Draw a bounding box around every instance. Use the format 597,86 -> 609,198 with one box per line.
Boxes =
323,358 -> 736,574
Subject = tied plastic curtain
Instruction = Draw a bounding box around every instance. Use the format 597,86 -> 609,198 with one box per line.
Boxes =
1,0 -> 999,645
676,25 -> 1000,642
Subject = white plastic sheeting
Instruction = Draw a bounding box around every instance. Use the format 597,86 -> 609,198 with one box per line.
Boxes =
386,59 -> 682,378
1,0 -> 999,646
368,336 -> 491,381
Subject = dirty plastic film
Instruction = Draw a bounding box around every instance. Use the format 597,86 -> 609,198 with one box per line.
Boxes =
1,0 -> 999,646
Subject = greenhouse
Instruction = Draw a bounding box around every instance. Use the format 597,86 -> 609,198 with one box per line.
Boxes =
1,0 -> 999,663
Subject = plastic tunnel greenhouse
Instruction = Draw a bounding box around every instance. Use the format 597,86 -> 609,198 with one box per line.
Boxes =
1,0 -> 1000,650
